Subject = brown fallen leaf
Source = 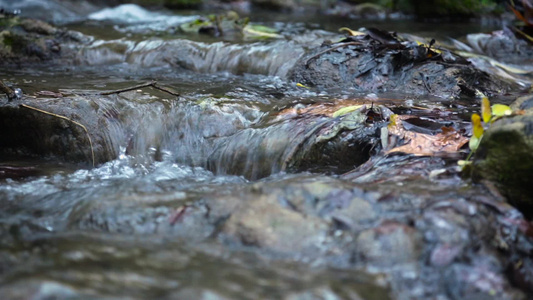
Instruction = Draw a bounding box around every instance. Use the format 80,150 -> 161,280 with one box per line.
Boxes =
386,115 -> 468,156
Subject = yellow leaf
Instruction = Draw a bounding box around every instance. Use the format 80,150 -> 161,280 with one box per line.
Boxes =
332,105 -> 363,118
296,83 -> 310,89
491,104 -> 512,117
481,96 -> 492,123
471,113 -> 484,138
338,27 -> 365,36
243,25 -> 283,39
388,114 -> 398,128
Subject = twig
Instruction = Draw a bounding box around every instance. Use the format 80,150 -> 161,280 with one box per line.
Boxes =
100,81 -> 155,95
20,104 -> 96,168
153,83 -> 180,97
419,72 -> 432,94
305,42 -> 361,67
0,80 -> 16,100
100,81 -> 180,97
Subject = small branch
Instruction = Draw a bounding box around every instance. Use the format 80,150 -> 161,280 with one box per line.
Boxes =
419,72 -> 432,94
100,81 -> 155,95
100,81 -> 180,97
0,80 -> 16,100
20,104 -> 96,168
153,83 -> 180,97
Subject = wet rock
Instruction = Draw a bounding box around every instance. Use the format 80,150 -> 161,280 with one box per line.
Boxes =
0,93 -> 373,176
2,158 -> 532,299
507,256 -> 533,296
289,31 -> 517,99
473,95 -> 533,218
221,194 -> 329,253
445,259 -> 527,300
467,29 -> 533,65
0,16 -> 90,64
0,0 -> 101,23
353,221 -> 421,267
0,90 -> 175,166
284,286 -> 366,300
165,288 -> 231,300
0,280 -> 83,300
206,107 -> 377,179
0,97 -> 122,165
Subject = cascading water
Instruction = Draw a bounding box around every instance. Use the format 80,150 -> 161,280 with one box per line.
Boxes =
1,2 -> 532,300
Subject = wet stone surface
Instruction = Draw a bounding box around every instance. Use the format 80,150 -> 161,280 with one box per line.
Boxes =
289,31 -> 521,99
1,3 -> 533,300
2,159 -> 532,299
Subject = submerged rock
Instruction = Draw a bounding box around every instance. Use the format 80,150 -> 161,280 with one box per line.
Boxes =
59,162 -> 532,299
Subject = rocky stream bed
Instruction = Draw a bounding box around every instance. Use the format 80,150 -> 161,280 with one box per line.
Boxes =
0,2 -> 533,300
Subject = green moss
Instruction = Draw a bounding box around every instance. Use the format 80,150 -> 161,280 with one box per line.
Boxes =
2,32 -> 13,47
0,16 -> 19,30
473,117 -> 533,217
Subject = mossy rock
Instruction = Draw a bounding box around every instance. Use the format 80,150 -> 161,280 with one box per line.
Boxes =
473,104 -> 533,218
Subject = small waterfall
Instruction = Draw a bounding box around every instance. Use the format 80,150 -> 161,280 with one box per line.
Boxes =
78,39 -> 304,78
85,94 -> 371,180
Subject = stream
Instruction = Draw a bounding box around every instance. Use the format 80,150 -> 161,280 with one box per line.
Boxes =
1,2 -> 533,299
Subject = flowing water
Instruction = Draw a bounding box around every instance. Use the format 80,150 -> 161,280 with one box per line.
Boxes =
0,2 -> 530,299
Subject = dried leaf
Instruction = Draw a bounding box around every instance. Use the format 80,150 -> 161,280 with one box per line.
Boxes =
386,115 -> 468,156
440,126 -> 455,134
